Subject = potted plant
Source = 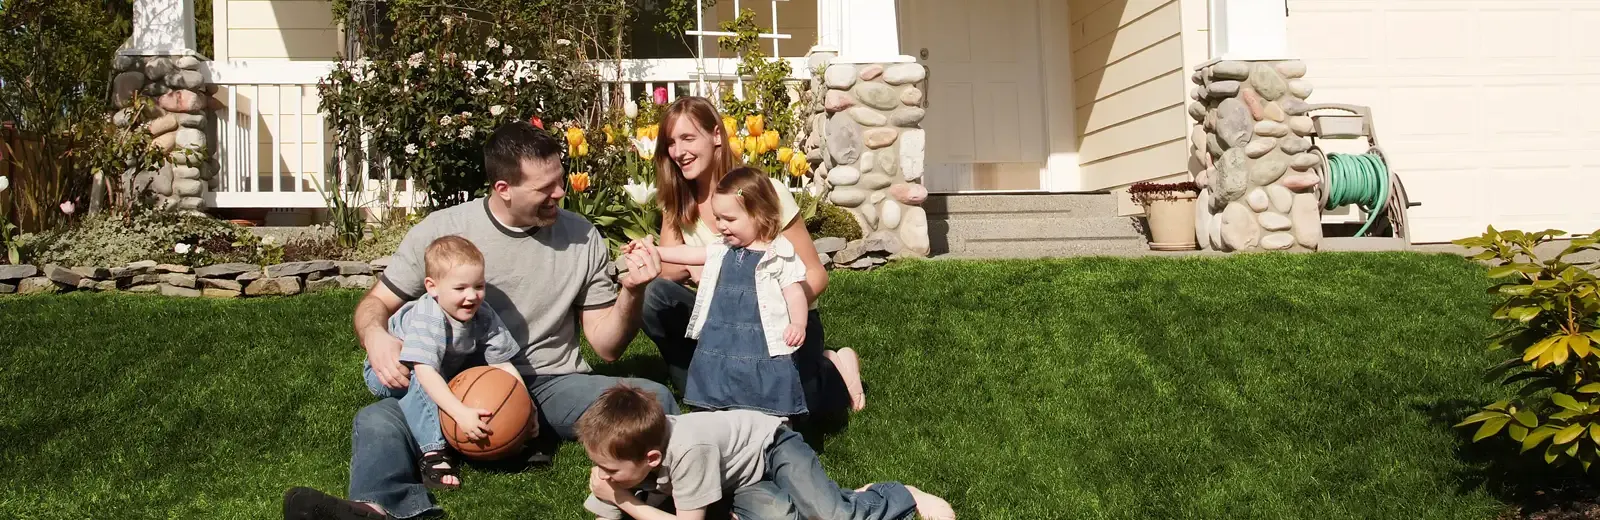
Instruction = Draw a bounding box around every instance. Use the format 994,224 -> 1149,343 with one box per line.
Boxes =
1129,180 -> 1200,251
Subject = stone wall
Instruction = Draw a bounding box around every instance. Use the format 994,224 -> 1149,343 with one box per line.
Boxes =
807,55 -> 931,262
1189,59 -> 1323,252
110,54 -> 217,212
0,260 -> 380,297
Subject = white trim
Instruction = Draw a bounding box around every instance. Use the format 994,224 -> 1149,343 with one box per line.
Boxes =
1209,0 -> 1293,61
203,61 -> 339,85
213,0 -> 228,62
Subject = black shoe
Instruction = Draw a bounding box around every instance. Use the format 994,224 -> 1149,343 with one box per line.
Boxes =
283,487 -> 392,520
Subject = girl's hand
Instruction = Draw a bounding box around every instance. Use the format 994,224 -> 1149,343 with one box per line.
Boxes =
454,408 -> 495,442
783,324 -> 805,347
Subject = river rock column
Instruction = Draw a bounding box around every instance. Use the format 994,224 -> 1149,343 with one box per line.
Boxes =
1190,59 -> 1322,252
110,53 -> 216,212
816,60 -> 930,260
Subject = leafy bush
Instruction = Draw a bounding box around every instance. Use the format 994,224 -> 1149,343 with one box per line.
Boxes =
1454,227 -> 1600,471
795,191 -> 862,242
20,209 -> 277,267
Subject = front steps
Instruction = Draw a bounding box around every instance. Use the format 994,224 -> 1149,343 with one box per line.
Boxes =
923,193 -> 1156,259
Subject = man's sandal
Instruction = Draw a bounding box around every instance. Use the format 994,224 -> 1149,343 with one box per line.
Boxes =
419,450 -> 461,490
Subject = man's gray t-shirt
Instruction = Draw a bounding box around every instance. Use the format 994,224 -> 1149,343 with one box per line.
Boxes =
380,198 -> 618,376
584,410 -> 787,518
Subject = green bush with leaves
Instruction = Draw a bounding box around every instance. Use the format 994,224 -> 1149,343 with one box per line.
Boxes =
795,191 -> 862,242
1454,227 -> 1600,471
20,208 -> 279,267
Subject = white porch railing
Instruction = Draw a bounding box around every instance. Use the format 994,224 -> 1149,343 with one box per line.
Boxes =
201,58 -> 809,210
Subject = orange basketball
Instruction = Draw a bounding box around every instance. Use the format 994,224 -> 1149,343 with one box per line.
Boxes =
440,366 -> 538,460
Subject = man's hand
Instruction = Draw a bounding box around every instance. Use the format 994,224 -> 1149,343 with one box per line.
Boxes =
783,324 -> 805,347
619,247 -> 660,291
589,466 -> 628,506
364,331 -> 410,389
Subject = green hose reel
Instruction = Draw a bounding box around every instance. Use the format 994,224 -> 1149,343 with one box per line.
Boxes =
1304,103 -> 1419,242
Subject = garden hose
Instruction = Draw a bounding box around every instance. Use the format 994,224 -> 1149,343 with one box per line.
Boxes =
1321,152 -> 1391,237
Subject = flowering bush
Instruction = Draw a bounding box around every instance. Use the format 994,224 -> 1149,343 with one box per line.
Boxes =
0,174 -> 17,264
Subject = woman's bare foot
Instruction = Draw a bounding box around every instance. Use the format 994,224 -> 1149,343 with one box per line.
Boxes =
906,486 -> 955,520
826,348 -> 866,412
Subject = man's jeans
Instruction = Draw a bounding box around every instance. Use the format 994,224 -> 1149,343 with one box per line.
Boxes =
362,363 -> 447,454
349,372 -> 679,518
759,427 -> 917,520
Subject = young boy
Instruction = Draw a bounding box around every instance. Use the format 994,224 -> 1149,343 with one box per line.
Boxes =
576,385 -> 955,520
360,235 -> 526,490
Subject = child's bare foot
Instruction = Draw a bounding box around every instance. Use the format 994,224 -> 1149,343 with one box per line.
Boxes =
826,348 -> 866,411
906,486 -> 955,520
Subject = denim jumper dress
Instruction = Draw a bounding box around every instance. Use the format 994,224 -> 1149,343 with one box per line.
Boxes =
683,246 -> 808,417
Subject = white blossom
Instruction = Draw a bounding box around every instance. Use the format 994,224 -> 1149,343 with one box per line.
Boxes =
624,179 -> 657,206
406,143 -> 419,155
486,37 -> 500,48
174,243 -> 192,254
439,115 -> 453,126
261,236 -> 277,246
632,137 -> 656,160
407,52 -> 425,69
624,100 -> 638,119
556,38 -> 572,46
442,16 -> 454,27
503,45 -> 514,56
460,126 -> 476,139
459,111 -> 472,119
490,105 -> 506,117
0,176 -> 8,193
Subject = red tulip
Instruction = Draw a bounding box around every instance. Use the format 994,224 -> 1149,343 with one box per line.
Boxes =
529,115 -> 544,130
653,87 -> 668,105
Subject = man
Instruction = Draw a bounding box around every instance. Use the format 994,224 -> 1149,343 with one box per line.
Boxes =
284,121 -> 676,519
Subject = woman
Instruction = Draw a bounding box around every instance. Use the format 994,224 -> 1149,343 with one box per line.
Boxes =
640,96 -> 866,425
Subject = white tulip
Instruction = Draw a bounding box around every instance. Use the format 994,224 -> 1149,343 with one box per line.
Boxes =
624,179 -> 658,206
632,137 -> 656,160
624,100 -> 639,119
174,243 -> 192,254
0,176 -> 8,193
490,105 -> 506,117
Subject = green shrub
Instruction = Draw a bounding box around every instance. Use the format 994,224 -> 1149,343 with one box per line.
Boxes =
795,191 -> 863,242
20,209 -> 275,267
1454,227 -> 1600,471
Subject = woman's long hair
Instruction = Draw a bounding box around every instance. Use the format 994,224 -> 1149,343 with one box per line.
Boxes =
654,96 -> 736,236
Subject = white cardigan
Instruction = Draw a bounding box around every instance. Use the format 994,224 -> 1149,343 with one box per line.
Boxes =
684,236 -> 807,357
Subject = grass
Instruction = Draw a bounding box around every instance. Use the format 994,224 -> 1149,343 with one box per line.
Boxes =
0,252 -> 1532,518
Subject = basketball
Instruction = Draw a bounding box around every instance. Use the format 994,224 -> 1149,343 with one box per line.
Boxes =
440,366 -> 538,460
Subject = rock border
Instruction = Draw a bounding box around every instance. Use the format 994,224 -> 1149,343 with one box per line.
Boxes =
0,259 -> 383,297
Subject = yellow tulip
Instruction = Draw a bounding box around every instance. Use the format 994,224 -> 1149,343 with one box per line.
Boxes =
745,114 -> 765,137
576,142 -> 590,157
744,136 -> 759,156
647,125 -> 659,140
565,127 -> 585,150
722,116 -> 737,135
762,131 -> 779,153
603,125 -> 616,145
729,135 -> 744,156
635,126 -> 649,139
777,147 -> 794,164
788,153 -> 809,177
569,172 -> 591,193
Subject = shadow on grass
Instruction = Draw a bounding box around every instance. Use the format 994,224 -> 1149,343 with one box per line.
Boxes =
1418,399 -> 1600,516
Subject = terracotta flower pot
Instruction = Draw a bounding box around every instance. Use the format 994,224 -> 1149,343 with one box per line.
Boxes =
1143,192 -> 1199,251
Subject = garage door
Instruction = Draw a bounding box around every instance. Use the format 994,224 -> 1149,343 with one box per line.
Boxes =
1287,0 -> 1600,244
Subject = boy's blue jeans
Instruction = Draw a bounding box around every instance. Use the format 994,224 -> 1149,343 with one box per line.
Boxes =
362,362 -> 448,454
756,427 -> 918,520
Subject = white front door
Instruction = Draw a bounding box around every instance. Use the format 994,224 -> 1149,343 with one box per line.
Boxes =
898,0 -> 1047,192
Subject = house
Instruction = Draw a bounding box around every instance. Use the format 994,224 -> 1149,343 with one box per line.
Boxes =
131,0 -> 1600,249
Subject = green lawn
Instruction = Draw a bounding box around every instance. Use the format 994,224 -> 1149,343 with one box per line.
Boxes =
0,252 -> 1531,518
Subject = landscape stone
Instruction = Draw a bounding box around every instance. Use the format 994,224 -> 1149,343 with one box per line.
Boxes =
203,288 -> 242,299
0,282 -> 15,294
1211,61 -> 1252,80
175,55 -> 202,70
342,275 -> 377,290
889,107 -> 926,126
238,271 -> 263,282
859,172 -> 893,191
1260,212 -> 1293,232
1288,116 -> 1314,136
824,90 -> 856,113
826,116 -> 862,165
174,179 -> 203,197
305,277 -> 344,293
1249,63 -> 1289,100
144,57 -> 175,81
889,183 -> 928,205
880,200 -> 902,229
819,253 -> 832,266
1290,153 -> 1321,171
814,237 -> 847,254
1247,189 -> 1270,212
1255,120 -> 1290,137
1216,98 -> 1253,148
863,128 -> 898,149
148,114 -> 180,136
877,146 -> 898,174
160,273 -> 197,288
825,65 -> 857,89
158,89 -> 205,113
899,207 -> 930,257
900,88 -> 923,106
370,257 -> 391,270
833,241 -> 867,265
1261,233 -> 1295,250
1287,79 -> 1314,99
860,151 -> 876,172
266,260 -> 336,278
1263,101 -> 1287,122
1279,136 -> 1310,155
855,83 -> 900,111
19,277 -> 57,294
160,284 -> 202,298
1220,202 -> 1261,251
131,274 -> 162,285
92,280 -> 119,292
849,258 -> 876,269
1292,193 -> 1323,248
1275,60 -> 1307,79
1208,80 -> 1241,97
70,266 -> 111,279
863,230 -> 903,254
143,82 -> 170,98
195,263 -> 257,278
166,70 -> 204,90
1249,153 -> 1289,186
829,188 -> 869,208
1268,184 -> 1294,213
1207,133 -> 1224,157
155,264 -> 190,273
0,264 -> 38,281
1245,137 -> 1277,159
858,65 -> 884,81
827,165 -> 861,186
1280,97 -> 1311,116
1239,86 -> 1264,119
128,284 -> 160,294
1215,149 -> 1249,201
337,261 -> 373,276
246,277 -> 303,296
201,278 -> 243,291
898,129 -> 925,181
43,265 -> 84,287
176,128 -> 206,152
1281,173 -> 1321,191
177,113 -> 207,128
849,107 -> 888,127
1189,101 -> 1208,122
883,63 -> 926,85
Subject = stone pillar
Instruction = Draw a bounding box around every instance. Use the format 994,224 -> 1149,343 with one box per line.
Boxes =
110,54 -> 216,211
813,57 -> 930,261
1190,59 -> 1321,252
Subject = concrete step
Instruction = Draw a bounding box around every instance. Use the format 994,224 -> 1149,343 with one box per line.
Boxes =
924,192 -> 1155,258
924,193 -> 1118,219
